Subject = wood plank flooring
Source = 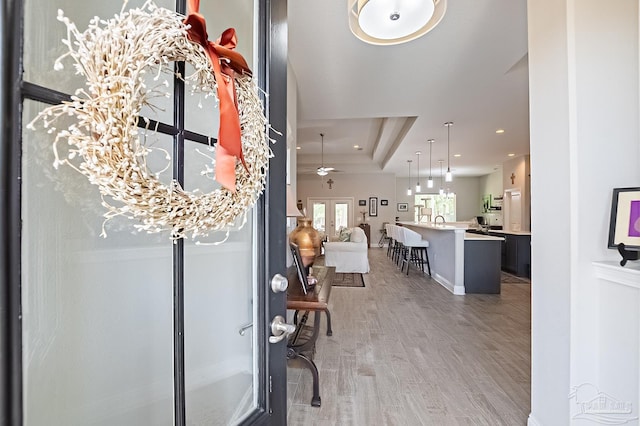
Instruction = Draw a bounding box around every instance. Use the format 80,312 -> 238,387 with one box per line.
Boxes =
287,247 -> 531,425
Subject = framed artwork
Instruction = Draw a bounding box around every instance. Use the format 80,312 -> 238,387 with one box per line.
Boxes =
380,199 -> 388,206
289,242 -> 311,294
397,203 -> 408,212
358,199 -> 366,206
369,197 -> 378,216
608,187 -> 640,251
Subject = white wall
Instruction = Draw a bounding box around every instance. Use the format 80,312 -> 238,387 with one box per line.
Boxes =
528,0 -> 640,425
296,173 -> 396,243
479,168 -> 505,227
479,167 -> 503,200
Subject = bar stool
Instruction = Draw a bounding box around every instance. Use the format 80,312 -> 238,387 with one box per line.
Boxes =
392,225 -> 405,268
400,227 -> 432,276
385,223 -> 394,258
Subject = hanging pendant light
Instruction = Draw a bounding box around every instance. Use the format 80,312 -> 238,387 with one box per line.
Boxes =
406,159 -> 412,196
415,151 -> 422,192
444,121 -> 453,182
427,139 -> 434,188
438,159 -> 444,195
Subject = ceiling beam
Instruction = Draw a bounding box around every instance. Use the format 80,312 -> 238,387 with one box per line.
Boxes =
380,117 -> 417,170
370,117 -> 386,160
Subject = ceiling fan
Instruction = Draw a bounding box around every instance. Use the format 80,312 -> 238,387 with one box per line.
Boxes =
317,133 -> 335,176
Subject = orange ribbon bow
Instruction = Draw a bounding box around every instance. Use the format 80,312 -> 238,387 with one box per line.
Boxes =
184,0 -> 252,193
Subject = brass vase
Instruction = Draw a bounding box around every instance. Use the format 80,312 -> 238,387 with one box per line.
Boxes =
289,217 -> 321,268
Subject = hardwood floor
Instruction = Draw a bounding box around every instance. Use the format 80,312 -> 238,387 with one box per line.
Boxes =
287,247 -> 531,425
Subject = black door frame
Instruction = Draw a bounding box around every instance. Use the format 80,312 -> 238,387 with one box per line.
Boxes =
0,0 -> 288,424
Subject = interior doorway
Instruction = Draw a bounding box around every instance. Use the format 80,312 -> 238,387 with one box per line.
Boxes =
307,197 -> 354,238
504,189 -> 522,232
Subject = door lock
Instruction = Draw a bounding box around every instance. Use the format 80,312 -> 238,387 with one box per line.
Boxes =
269,315 -> 296,344
271,274 -> 288,293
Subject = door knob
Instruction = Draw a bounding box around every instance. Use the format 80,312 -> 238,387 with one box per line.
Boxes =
271,274 -> 288,293
269,315 -> 296,344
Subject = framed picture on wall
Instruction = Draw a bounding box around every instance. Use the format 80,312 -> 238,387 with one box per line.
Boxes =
397,203 -> 408,212
380,199 -> 388,206
369,197 -> 378,216
358,199 -> 366,206
289,242 -> 312,294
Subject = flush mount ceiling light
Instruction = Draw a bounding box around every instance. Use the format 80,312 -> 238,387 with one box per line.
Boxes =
348,0 -> 447,46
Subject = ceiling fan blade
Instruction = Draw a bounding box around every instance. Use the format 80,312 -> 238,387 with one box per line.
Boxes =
323,167 -> 335,171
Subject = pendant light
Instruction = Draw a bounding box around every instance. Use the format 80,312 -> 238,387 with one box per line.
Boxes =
427,139 -> 434,188
415,151 -> 422,192
438,159 -> 444,195
406,160 -> 412,196
444,121 -> 453,182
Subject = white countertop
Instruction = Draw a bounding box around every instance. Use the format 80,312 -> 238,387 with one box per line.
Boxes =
399,222 -> 466,231
486,229 -> 532,236
401,221 -> 531,236
464,232 -> 504,241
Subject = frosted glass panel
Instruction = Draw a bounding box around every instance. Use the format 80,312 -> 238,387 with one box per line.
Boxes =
24,0 -> 174,124
22,101 -> 174,426
183,139 -> 257,425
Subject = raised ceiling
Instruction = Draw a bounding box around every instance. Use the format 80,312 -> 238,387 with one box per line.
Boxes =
288,0 -> 530,178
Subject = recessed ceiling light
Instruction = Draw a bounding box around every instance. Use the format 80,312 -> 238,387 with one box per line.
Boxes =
496,129 -> 505,134
353,145 -> 360,149
454,154 -> 461,157
508,153 -> 515,157
296,146 -> 301,150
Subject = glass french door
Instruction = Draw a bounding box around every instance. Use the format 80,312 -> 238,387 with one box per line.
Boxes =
2,0 -> 288,425
308,198 -> 354,238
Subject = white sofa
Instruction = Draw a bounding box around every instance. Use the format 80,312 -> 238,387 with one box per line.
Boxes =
323,226 -> 370,273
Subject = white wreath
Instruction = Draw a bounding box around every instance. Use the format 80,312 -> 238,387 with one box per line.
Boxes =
28,1 -> 273,241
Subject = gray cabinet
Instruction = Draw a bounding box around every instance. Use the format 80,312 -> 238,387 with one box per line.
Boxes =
464,239 -> 502,293
490,232 -> 531,278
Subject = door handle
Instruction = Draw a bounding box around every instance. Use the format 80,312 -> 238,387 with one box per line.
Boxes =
269,315 -> 296,344
238,322 -> 253,336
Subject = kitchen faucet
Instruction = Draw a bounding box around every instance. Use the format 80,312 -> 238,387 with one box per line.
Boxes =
434,215 -> 446,223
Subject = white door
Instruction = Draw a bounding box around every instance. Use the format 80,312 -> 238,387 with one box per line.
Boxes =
308,198 -> 354,238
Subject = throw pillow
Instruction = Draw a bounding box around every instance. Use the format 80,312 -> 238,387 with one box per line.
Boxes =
338,227 -> 351,242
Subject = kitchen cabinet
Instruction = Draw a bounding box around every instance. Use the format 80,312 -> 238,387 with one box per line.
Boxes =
490,232 -> 531,278
464,236 -> 502,293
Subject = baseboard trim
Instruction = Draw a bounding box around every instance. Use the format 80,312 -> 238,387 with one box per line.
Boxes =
528,413 -> 542,426
433,273 -> 465,295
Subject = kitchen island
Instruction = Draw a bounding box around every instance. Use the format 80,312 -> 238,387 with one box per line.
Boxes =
399,222 -> 504,295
